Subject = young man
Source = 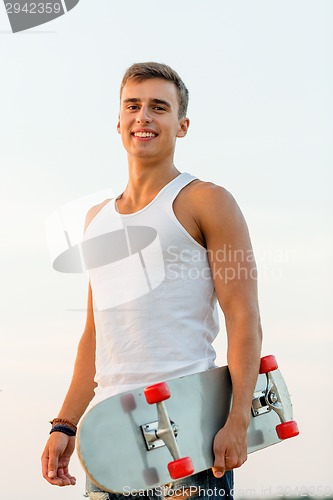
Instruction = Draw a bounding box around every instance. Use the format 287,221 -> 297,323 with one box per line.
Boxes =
41,62 -> 262,499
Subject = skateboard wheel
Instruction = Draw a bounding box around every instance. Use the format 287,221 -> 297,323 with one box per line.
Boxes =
276,420 -> 299,440
144,382 -> 171,404
168,457 -> 194,480
259,355 -> 278,374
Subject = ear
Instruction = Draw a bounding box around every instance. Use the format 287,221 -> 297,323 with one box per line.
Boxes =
176,117 -> 190,138
117,114 -> 121,134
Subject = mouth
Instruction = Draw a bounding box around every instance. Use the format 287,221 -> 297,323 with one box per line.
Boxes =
132,130 -> 158,139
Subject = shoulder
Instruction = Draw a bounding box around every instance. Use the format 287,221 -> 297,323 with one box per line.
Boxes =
187,179 -> 235,203
186,180 -> 240,216
184,179 -> 248,234
84,198 -> 112,232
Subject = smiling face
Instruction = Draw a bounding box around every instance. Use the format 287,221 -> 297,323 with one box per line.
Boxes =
117,78 -> 189,163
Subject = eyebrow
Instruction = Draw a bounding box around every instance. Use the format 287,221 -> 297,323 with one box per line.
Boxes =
123,97 -> 172,109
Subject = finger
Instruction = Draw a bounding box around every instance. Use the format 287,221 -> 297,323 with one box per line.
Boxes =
41,454 -> 49,479
226,452 -> 247,470
62,465 -> 77,485
212,452 -> 226,478
211,466 -> 225,478
49,476 -> 67,486
48,469 -> 73,487
57,467 -> 76,485
47,450 -> 70,480
47,458 -> 59,480
45,456 -> 71,486
41,455 -> 62,485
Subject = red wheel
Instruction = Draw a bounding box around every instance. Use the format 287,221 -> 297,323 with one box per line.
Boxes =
276,420 -> 299,440
259,355 -> 278,374
167,457 -> 194,480
144,382 -> 170,404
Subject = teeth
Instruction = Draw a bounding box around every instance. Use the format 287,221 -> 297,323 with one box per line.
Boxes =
134,132 -> 156,138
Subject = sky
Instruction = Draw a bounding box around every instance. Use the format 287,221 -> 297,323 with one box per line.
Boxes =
0,1 -> 332,499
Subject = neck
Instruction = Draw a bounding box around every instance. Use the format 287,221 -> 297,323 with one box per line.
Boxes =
118,157 -> 180,211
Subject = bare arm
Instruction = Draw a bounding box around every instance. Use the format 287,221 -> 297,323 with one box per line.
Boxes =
41,202 -> 110,486
41,284 -> 97,486
196,183 -> 262,477
56,284 -> 97,423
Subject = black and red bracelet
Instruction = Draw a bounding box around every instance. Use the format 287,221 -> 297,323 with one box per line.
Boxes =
49,418 -> 77,431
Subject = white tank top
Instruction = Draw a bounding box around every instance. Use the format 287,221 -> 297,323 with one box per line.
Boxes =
84,173 -> 219,407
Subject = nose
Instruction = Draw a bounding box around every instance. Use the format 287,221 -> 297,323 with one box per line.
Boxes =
136,106 -> 152,124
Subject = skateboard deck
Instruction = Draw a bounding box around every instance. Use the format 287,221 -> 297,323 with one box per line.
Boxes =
77,355 -> 298,493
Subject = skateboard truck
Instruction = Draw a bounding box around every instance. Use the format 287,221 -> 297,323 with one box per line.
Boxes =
143,382 -> 195,480
252,355 -> 299,440
141,420 -> 179,450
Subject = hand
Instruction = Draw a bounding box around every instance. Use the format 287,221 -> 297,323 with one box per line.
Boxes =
41,432 -> 76,486
211,417 -> 248,478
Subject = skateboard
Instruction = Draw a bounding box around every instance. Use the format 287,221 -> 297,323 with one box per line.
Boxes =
77,355 -> 299,493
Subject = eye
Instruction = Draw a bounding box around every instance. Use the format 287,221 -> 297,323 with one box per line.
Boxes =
127,105 -> 140,111
153,106 -> 166,112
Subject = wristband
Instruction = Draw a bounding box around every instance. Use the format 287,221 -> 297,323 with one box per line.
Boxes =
49,425 -> 76,437
49,418 -> 77,431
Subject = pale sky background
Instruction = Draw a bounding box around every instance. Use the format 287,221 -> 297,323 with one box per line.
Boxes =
0,1 -> 332,499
